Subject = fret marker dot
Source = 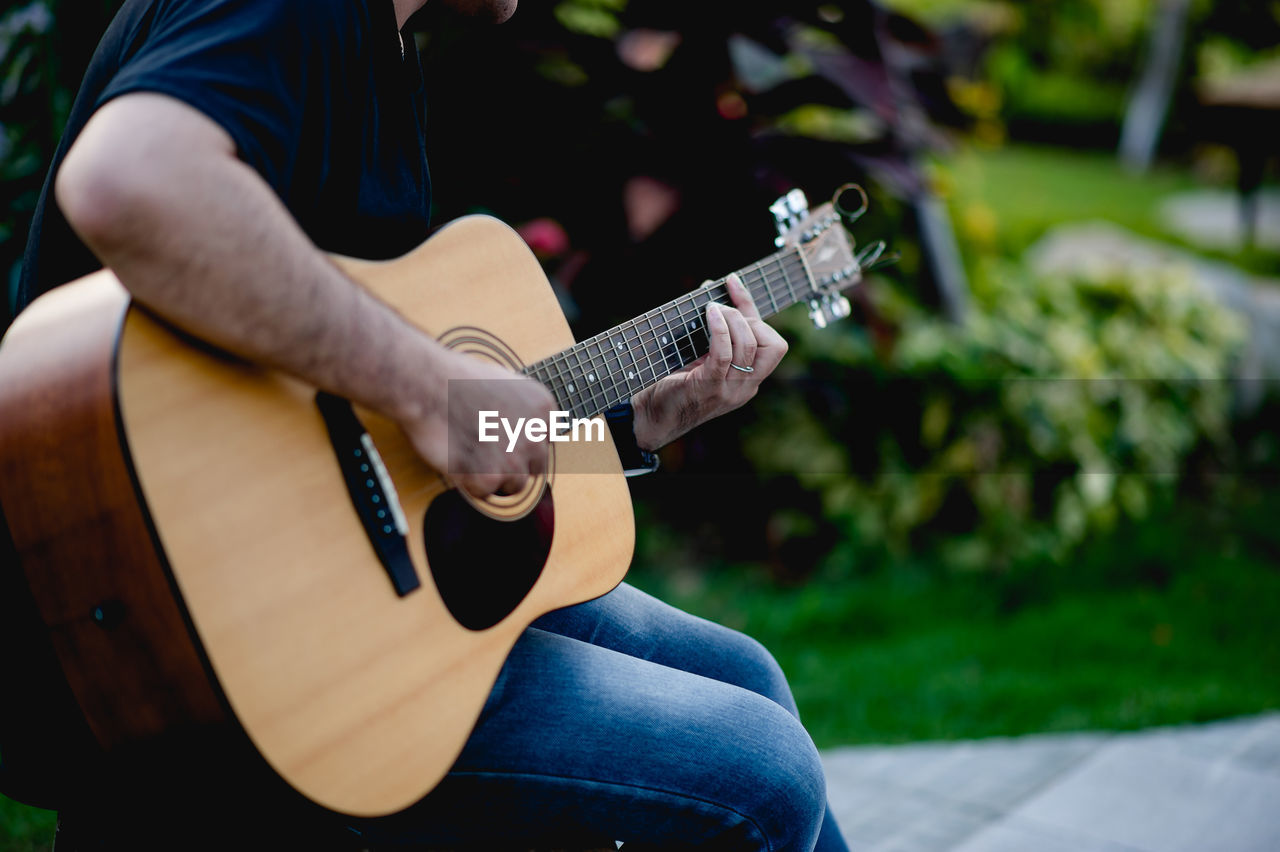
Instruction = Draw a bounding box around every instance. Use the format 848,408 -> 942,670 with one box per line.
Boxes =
627,371 -> 635,380
588,373 -> 596,382
661,336 -> 668,344
568,383 -> 575,393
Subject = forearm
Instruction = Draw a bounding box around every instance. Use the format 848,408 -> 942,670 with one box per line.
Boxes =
56,93 -> 444,425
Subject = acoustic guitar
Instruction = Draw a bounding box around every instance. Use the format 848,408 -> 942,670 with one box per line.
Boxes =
0,187 -> 876,817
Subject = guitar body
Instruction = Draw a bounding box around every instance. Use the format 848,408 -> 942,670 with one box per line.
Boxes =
0,216 -> 635,816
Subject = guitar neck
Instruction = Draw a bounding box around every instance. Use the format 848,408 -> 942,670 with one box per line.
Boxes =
523,246 -> 812,419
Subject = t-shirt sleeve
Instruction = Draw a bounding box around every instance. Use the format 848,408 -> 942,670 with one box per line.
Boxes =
97,0 -> 364,195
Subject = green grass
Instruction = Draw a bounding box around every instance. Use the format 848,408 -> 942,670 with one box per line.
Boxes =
628,487 -> 1280,750
0,795 -> 55,852
936,143 -> 1280,276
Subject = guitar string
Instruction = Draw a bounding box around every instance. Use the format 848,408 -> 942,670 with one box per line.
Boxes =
567,253 -> 810,415
530,250 -> 810,414
398,251 -> 819,502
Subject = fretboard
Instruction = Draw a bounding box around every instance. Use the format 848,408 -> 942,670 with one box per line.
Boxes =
523,246 -> 812,419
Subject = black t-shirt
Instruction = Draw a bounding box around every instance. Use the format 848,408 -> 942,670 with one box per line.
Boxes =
17,0 -> 431,314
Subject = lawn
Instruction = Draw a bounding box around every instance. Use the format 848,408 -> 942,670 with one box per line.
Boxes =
628,484 -> 1280,749
937,143 -> 1280,276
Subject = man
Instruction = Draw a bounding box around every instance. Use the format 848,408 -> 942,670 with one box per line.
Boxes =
12,0 -> 849,848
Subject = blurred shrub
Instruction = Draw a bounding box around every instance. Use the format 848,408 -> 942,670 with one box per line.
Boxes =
0,0 -> 119,327
885,0 -> 1151,145
742,254 -> 1246,572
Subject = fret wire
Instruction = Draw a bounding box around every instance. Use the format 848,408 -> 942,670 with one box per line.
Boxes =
523,247 -> 817,412
621,324 -> 642,403
583,337 -> 611,416
606,326 -> 632,406
648,308 -> 669,378
639,311 -> 665,385
598,330 -> 628,409
761,255 -> 798,313
557,348 -> 585,419
770,250 -> 804,307
548,351 -> 574,416
628,313 -> 655,387
525,356 -> 555,404
659,302 -> 683,374
567,341 -> 592,417
620,322 -> 642,396
754,258 -> 781,315
575,345 -> 601,419
588,340 -> 613,416
741,267 -> 769,316
572,341 -> 607,418
787,249 -> 813,307
760,252 -> 802,314
760,263 -> 780,315
652,307 -> 676,382
779,254 -> 802,310
596,333 -> 629,412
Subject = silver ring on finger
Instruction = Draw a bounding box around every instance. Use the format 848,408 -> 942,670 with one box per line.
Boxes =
730,363 -> 755,373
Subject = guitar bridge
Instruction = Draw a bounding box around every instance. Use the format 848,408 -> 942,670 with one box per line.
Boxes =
315,392 -> 420,597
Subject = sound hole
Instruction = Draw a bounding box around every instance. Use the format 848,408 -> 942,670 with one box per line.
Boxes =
422,486 -> 555,631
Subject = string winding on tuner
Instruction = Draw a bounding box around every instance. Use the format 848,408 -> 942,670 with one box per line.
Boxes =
769,182 -> 897,330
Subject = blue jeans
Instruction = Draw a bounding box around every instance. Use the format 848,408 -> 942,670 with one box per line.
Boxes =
354,582 -> 849,851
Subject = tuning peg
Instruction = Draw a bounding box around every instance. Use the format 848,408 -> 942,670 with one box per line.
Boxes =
834,183 -> 869,227
808,298 -> 829,330
770,189 -> 811,247
854,240 -> 887,271
808,293 -> 853,329
829,294 -> 852,319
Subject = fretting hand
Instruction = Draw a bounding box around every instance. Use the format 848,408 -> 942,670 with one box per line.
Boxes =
631,273 -> 788,451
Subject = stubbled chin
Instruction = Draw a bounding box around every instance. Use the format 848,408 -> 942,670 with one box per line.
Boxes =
443,0 -> 518,24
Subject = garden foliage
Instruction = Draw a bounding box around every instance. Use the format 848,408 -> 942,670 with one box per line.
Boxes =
743,253 -> 1246,571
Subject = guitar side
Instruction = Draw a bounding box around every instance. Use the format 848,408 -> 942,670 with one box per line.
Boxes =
1,215 -> 636,817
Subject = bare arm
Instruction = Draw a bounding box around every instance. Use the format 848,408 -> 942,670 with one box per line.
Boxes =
56,92 -> 550,496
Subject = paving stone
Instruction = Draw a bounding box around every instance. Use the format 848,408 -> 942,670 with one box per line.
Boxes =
1128,714 -> 1280,776
950,816 -> 1141,852
824,733 -> 1107,813
821,714 -> 1280,852
1157,188 -> 1280,253
1012,738 -> 1280,852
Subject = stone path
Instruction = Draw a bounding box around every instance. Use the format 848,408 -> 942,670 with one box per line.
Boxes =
1158,188 -> 1280,254
821,713 -> 1280,851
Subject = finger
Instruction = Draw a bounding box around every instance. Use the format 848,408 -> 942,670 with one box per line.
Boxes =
721,305 -> 756,371
705,301 -> 732,375
726,273 -> 762,321
495,472 -> 530,497
749,322 -> 789,377
460,472 -> 506,499
528,442 -> 549,477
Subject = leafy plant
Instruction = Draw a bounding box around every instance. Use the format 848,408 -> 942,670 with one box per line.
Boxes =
743,252 -> 1246,571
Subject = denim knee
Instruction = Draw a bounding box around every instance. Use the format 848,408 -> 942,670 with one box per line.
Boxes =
711,630 -> 801,719
729,699 -> 827,851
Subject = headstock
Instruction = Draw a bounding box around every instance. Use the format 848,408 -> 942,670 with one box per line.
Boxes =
773,185 -> 892,329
